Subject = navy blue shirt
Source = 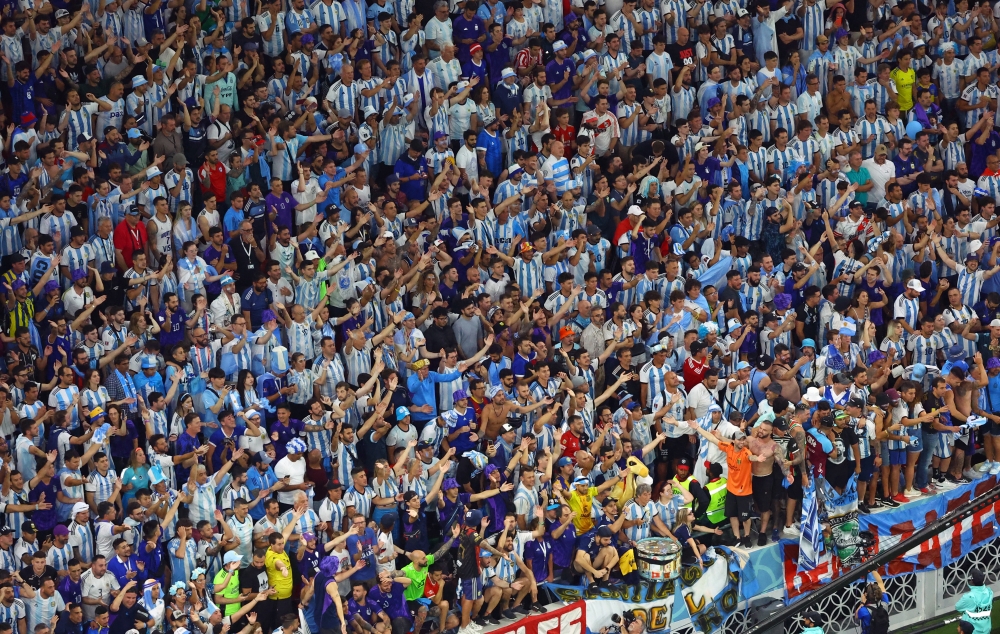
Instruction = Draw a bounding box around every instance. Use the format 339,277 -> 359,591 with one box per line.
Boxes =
394,154 -> 428,201
892,152 -> 922,196
241,287 -> 274,330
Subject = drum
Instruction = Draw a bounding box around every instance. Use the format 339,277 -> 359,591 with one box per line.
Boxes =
635,538 -> 681,581
857,531 -> 878,564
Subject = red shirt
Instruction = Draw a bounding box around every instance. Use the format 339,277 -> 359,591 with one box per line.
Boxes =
682,356 -> 707,391
560,430 -> 583,461
112,219 -> 148,269
553,124 -> 576,148
199,160 -> 228,202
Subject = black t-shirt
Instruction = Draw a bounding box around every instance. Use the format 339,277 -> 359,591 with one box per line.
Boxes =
718,286 -> 742,317
227,236 -> 262,283
827,427 -> 858,467
796,304 -> 820,342
666,42 -> 696,72
455,531 -> 482,580
102,272 -> 127,310
455,457 -> 483,493
67,201 -> 88,227
239,564 -> 270,593
18,564 -> 58,589
775,17 -> 803,60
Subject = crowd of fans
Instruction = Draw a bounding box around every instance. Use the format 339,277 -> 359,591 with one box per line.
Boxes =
1,0 -> 1000,632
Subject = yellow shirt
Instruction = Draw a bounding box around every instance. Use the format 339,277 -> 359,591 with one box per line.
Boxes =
567,486 -> 598,533
265,548 -> 293,598
890,68 -> 916,111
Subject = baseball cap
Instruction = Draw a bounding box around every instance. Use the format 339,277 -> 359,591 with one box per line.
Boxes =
874,144 -> 888,156
465,509 -> 483,525
556,457 -> 573,468
907,279 -> 926,292
53,525 -> 69,536
596,526 -> 613,538
395,406 -> 411,419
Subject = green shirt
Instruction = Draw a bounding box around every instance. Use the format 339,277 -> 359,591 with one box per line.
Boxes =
846,167 -> 871,205
213,567 -> 242,616
401,554 -> 435,601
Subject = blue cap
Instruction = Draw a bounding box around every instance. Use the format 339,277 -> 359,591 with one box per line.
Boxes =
453,389 -> 469,401
801,338 -> 816,349
736,361 -> 750,370
395,406 -> 411,419
556,457 -> 573,468
141,356 -> 157,369
465,509 -> 483,525
911,363 -> 927,379
127,128 -> 142,140
220,276 -> 235,286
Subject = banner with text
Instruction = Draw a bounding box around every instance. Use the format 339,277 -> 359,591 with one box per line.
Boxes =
546,550 -> 740,634
490,600 -> 586,634
782,475 -> 1000,601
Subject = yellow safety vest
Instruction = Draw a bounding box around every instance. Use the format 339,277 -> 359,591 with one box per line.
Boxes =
704,478 -> 728,525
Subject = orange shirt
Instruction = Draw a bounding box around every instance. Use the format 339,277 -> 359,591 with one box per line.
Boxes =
721,443 -> 753,496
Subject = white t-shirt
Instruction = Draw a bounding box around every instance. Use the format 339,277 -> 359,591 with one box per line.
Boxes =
273,455 -> 307,504
686,382 -> 722,419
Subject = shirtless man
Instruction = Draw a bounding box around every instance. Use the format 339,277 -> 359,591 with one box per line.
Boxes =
747,420 -> 790,547
480,385 -> 552,440
948,353 -> 987,474
769,344 -> 806,403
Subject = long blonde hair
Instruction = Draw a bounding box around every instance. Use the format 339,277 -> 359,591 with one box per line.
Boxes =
673,508 -> 693,532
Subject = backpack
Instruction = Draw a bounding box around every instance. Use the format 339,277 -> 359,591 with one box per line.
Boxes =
868,601 -> 890,634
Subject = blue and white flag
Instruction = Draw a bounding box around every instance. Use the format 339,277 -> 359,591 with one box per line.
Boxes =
798,477 -> 824,573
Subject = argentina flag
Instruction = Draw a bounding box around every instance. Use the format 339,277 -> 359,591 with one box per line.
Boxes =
798,478 -> 825,573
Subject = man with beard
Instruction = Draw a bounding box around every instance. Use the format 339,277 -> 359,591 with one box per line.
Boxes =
746,419 -> 791,546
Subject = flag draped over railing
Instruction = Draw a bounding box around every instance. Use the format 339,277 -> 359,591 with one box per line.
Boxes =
798,478 -> 824,573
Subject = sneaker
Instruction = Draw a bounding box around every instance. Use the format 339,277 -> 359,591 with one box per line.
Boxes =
858,502 -> 870,514
501,610 -> 518,621
977,461 -> 992,473
757,533 -> 768,547
892,493 -> 909,504
903,488 -> 922,498
458,627 -> 473,634
473,619 -> 488,629
989,463 -> 1000,476
513,606 -> 530,616
936,478 -> 957,490
881,496 -> 900,508
530,604 -> 548,614
964,468 -> 981,481
487,617 -> 502,626
783,525 -> 801,536
771,528 -> 780,542
919,486 -> 933,494
870,499 -> 884,509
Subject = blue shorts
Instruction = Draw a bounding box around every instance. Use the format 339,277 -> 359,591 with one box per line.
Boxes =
459,577 -> 483,601
859,455 -> 875,481
890,449 -> 908,466
907,428 -> 923,453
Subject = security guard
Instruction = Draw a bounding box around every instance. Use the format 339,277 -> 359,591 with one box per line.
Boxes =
699,463 -> 728,545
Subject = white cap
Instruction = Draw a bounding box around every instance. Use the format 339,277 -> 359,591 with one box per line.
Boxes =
71,502 -> 90,516
970,239 -> 984,253
907,279 -> 926,292
627,205 -> 643,216
362,106 -> 378,119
